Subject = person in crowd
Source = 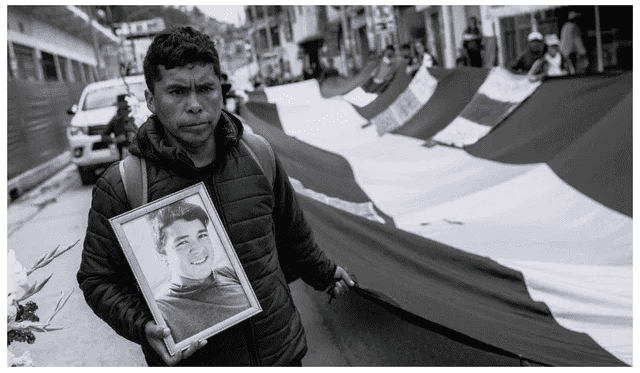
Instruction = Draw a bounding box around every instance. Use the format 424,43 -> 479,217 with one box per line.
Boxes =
509,31 -> 546,74
400,43 -> 413,62
101,94 -> 137,160
406,41 -> 437,76
319,58 -> 341,80
461,17 -> 484,67
527,34 -> 575,82
77,26 -> 355,367
149,200 -> 252,344
560,11 -> 589,73
456,47 -> 470,67
363,44 -> 401,93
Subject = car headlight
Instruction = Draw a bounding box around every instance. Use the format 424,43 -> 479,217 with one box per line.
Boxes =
69,126 -> 88,136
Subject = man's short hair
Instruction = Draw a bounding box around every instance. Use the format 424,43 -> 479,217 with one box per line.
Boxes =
147,200 -> 210,256
400,43 -> 411,51
385,45 -> 395,52
143,26 -> 221,93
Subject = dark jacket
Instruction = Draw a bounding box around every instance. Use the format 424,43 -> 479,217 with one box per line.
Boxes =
77,111 -> 337,366
510,47 -> 546,74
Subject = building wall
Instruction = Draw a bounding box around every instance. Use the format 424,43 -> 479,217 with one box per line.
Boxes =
7,7 -> 97,65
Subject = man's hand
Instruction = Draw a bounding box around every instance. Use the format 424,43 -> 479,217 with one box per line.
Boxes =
145,321 -> 207,366
330,266 -> 356,297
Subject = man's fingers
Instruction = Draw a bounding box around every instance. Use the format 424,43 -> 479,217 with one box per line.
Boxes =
182,340 -> 207,360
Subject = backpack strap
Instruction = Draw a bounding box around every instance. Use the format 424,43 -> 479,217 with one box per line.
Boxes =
118,154 -> 148,209
241,131 -> 275,189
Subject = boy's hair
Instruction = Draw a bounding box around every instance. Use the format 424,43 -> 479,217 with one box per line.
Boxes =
400,43 -> 411,51
147,200 -> 210,256
143,26 -> 221,93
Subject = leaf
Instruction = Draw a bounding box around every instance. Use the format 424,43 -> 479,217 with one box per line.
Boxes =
46,289 -> 74,325
15,274 -> 53,302
26,240 -> 79,275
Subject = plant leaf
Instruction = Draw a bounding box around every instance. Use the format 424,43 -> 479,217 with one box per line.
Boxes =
26,241 -> 79,275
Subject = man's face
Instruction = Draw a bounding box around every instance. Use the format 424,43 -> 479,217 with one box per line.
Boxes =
530,40 -> 543,53
163,218 -> 215,281
145,63 -> 222,151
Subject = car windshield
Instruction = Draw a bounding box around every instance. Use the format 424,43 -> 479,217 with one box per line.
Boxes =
82,81 -> 147,110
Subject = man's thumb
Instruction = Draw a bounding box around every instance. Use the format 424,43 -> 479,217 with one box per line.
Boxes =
145,322 -> 170,338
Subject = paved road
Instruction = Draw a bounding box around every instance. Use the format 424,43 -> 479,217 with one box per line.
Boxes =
7,165 -> 347,366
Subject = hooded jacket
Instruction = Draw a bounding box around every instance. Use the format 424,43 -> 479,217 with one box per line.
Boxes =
77,111 -> 337,366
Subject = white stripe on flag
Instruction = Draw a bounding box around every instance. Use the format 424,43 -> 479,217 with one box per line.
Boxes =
342,87 -> 378,107
372,67 -> 439,135
479,67 -> 541,103
264,79 -> 324,104
289,177 -> 385,224
431,116 -> 492,147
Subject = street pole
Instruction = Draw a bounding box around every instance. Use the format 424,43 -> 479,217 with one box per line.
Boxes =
87,6 -> 103,80
594,5 -> 604,72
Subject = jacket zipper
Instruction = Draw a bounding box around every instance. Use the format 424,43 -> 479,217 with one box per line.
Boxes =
206,173 -> 261,367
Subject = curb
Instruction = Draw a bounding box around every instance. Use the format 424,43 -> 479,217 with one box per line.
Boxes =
7,151 -> 73,204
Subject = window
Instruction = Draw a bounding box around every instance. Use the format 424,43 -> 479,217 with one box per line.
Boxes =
270,25 -> 280,47
71,59 -> 84,82
58,56 -> 69,81
41,51 -> 58,81
82,81 -> 147,110
258,28 -> 268,51
83,63 -> 95,83
12,43 -> 38,81
8,46 -> 13,78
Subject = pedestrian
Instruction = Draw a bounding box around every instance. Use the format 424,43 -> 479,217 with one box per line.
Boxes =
101,94 -> 137,160
509,31 -> 546,74
527,34 -> 575,82
560,11 -> 589,73
406,40 -> 437,76
363,45 -> 399,93
461,17 -> 484,67
77,26 -> 355,367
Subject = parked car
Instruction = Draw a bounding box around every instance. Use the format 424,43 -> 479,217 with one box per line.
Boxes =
67,75 -> 151,184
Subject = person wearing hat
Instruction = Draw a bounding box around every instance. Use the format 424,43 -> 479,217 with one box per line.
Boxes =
509,31 -> 546,74
527,34 -> 575,82
101,93 -> 137,160
560,11 -> 588,73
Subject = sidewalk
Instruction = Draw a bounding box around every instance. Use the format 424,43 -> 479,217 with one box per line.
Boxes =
7,151 -> 73,204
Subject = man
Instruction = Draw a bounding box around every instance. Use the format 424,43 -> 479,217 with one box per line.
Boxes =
509,31 -> 546,74
363,45 -> 400,93
406,41 -> 437,76
101,94 -> 137,160
77,26 -> 355,367
560,11 -> 588,73
462,17 -> 484,67
527,34 -> 575,82
149,200 -> 252,344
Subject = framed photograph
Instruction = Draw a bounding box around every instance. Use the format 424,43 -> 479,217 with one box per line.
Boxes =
109,182 -> 262,356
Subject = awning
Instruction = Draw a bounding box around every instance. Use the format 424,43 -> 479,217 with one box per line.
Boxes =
487,5 -> 562,19
297,33 -> 324,45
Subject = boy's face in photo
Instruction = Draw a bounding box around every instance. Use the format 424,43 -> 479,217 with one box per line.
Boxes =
163,218 -> 215,282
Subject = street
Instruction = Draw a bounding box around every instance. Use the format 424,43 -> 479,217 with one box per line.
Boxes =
7,164 -> 347,367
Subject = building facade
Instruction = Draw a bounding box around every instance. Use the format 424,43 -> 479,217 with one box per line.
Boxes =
7,6 -> 120,198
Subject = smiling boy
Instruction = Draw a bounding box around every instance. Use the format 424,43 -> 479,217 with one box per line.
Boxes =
149,200 -> 251,344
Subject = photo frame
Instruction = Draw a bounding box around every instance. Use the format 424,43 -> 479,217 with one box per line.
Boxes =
109,182 -> 262,356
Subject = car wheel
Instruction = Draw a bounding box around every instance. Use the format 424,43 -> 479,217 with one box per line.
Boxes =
78,166 -> 97,185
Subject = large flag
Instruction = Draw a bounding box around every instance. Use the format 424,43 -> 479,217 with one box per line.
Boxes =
237,67 -> 632,366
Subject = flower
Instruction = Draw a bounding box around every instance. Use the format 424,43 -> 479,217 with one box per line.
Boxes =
7,250 -> 31,302
7,351 -> 34,367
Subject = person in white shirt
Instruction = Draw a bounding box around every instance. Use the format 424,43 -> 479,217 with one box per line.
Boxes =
528,34 -> 575,82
